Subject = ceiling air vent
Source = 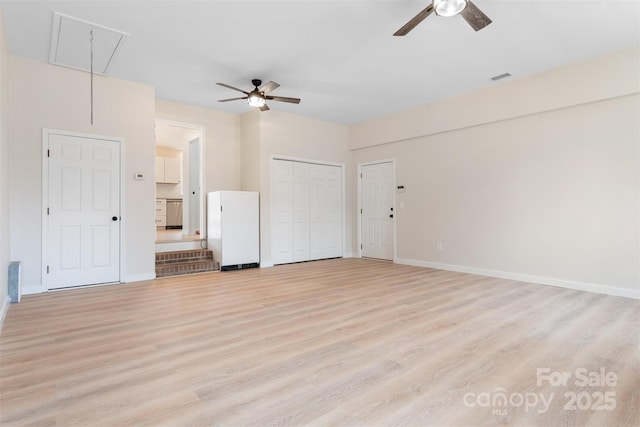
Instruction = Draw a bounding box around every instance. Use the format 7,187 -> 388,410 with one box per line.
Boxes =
49,12 -> 129,75
490,73 -> 512,82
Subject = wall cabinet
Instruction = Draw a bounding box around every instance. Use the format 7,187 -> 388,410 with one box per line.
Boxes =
272,159 -> 343,265
155,156 -> 181,184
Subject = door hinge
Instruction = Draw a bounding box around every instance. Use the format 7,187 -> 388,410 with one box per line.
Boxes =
47,207 -> 50,215
47,149 -> 50,158
46,265 -> 49,274
220,205 -> 223,212
360,208 -> 362,214
360,173 -> 362,178
360,244 -> 363,250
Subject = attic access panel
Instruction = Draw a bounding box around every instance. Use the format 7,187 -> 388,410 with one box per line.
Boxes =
49,12 -> 129,75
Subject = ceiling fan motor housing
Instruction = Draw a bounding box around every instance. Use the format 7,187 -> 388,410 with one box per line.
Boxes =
434,0 -> 468,17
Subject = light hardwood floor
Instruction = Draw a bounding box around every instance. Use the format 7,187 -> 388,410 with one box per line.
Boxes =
1,258 -> 638,426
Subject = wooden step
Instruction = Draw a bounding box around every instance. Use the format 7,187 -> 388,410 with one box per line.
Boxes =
155,249 -> 213,265
155,260 -> 219,278
155,249 -> 219,278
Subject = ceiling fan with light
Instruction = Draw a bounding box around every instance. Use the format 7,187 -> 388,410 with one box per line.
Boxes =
394,0 -> 492,36
217,79 -> 301,111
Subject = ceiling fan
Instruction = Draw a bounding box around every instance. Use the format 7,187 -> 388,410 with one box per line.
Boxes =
217,79 -> 301,112
394,0 -> 492,36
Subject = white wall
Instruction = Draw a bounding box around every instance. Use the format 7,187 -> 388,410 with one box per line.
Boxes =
155,99 -> 242,194
246,110 -> 351,266
0,11 -> 10,321
9,57 -> 157,292
350,47 -> 640,298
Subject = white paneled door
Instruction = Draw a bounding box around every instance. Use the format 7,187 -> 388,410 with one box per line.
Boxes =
361,161 -> 394,260
309,164 -> 342,260
272,160 -> 294,265
272,159 -> 343,265
45,131 -> 121,289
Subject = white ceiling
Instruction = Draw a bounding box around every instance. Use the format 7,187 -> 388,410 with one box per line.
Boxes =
1,1 -> 639,124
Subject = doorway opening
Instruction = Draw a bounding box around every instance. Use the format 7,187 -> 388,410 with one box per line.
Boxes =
154,119 -> 205,252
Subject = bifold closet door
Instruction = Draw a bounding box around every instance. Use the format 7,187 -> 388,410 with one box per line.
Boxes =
272,161 -> 294,265
292,162 -> 311,262
272,159 -> 342,265
309,164 -> 342,260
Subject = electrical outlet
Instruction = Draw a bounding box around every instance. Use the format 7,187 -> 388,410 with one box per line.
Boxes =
437,241 -> 443,252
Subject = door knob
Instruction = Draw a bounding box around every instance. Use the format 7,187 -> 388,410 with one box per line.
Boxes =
112,216 -> 119,221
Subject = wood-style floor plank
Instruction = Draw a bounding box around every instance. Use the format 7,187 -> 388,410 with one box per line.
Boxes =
1,258 -> 638,426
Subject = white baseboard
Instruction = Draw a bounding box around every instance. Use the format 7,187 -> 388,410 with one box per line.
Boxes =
0,296 -> 9,332
22,285 -> 44,295
394,258 -> 640,300
125,273 -> 156,283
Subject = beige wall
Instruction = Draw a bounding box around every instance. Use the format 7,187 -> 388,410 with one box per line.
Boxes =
155,99 -> 242,194
350,47 -> 640,150
242,110 -> 351,266
3,33 -> 636,300
0,11 -> 9,316
351,47 -> 640,297
9,57 -> 157,292
240,110 -> 261,192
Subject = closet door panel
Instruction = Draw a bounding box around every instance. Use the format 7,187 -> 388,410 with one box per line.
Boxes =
309,165 -> 328,260
325,166 -> 343,258
272,161 -> 294,265
292,162 -> 310,262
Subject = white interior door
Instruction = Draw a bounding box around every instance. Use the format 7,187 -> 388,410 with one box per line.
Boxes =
361,161 -> 394,260
46,132 -> 121,289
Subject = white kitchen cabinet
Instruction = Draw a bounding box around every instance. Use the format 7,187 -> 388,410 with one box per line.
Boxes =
155,198 -> 167,227
155,156 -> 181,184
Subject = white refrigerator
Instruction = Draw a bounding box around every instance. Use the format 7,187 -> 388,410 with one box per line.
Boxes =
207,191 -> 260,270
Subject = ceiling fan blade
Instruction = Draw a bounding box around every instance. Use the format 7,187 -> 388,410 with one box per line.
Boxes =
260,81 -> 280,94
460,1 -> 492,31
266,95 -> 301,104
216,82 -> 249,94
218,96 -> 248,102
393,4 -> 434,36
259,104 -> 270,112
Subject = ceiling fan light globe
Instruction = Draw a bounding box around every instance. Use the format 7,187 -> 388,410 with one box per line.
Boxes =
433,0 -> 467,17
248,94 -> 266,108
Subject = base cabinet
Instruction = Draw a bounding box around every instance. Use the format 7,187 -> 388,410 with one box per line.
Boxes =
155,199 -> 167,227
